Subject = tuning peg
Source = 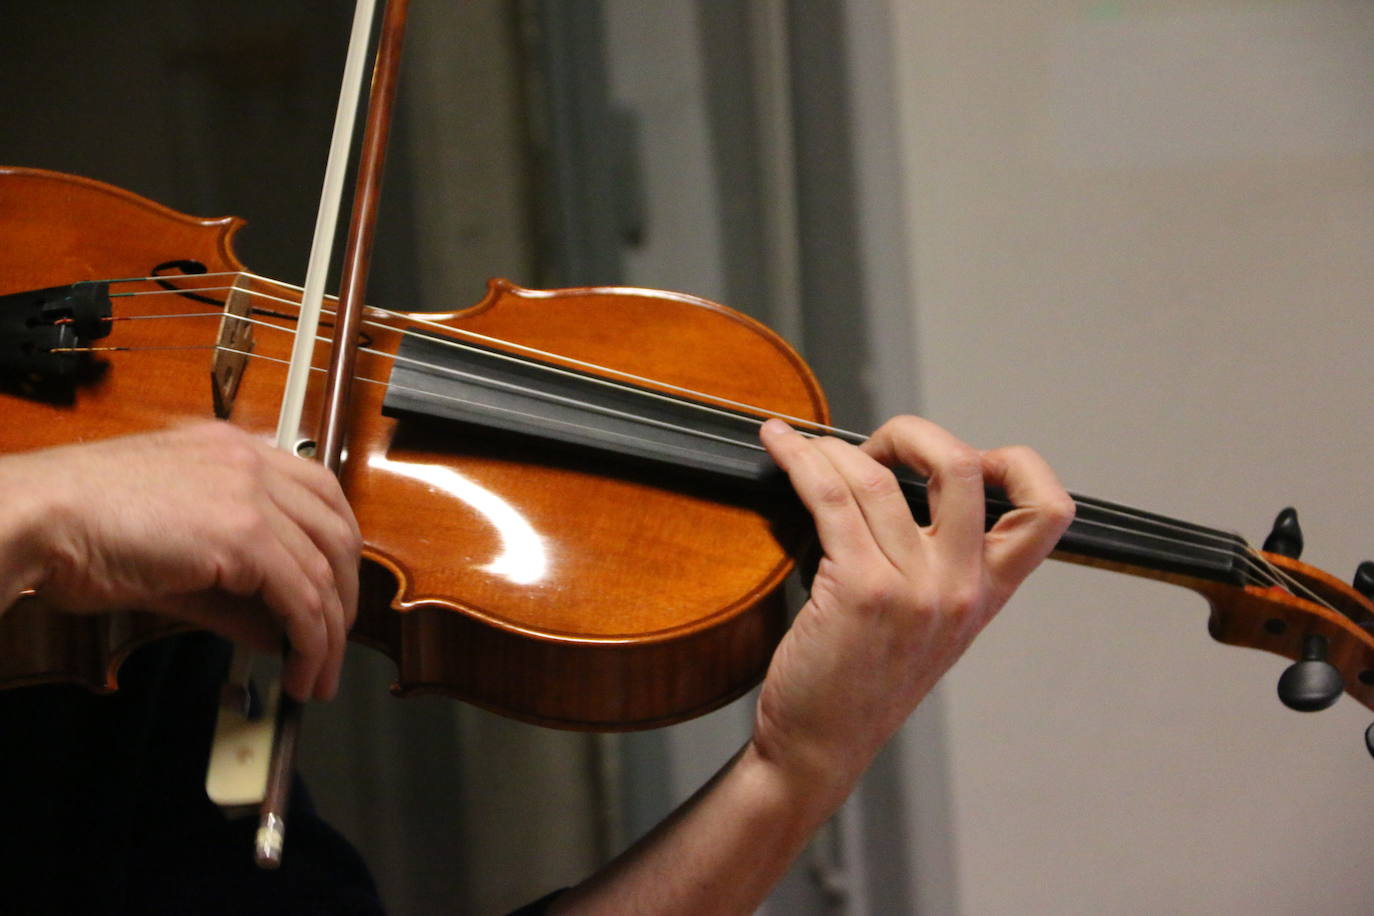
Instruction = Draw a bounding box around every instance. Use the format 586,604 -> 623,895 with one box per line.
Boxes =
1354,561 -> 1374,601
1277,633 -> 1343,711
1263,507 -> 1304,559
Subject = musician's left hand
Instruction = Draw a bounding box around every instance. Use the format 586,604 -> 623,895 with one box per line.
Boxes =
751,415 -> 1073,803
550,415 -> 1071,915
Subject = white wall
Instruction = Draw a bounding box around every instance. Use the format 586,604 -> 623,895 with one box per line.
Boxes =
889,1 -> 1374,913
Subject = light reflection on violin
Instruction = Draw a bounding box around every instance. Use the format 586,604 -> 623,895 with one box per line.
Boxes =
367,452 -> 550,587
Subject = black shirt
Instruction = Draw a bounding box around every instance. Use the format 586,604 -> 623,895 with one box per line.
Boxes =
0,632 -> 384,915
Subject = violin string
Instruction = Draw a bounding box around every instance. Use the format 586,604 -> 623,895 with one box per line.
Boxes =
206,282 -> 1330,598
106,277 -> 860,440
203,339 -> 1288,587
92,278 -> 1347,611
104,300 -> 1313,604
1240,549 -> 1346,614
71,281 -> 1350,575
69,313 -> 1342,614
91,312 -> 226,321
94,287 -> 1263,566
104,281 -> 1296,577
152,322 -> 1311,564
96,286 -> 1268,556
91,287 -> 1264,563
101,276 -> 832,441
52,344 -> 221,354
105,270 -> 294,291
256,315 -> 1264,558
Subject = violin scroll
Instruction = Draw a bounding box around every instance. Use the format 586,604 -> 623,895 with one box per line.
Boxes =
1200,528 -> 1374,715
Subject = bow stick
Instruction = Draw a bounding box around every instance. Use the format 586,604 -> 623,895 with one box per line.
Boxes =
203,0 -> 411,869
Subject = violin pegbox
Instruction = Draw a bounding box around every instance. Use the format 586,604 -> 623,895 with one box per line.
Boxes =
1200,507 -> 1374,751
1353,561 -> 1374,603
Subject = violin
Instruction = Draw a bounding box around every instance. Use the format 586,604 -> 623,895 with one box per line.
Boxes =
0,164 -> 821,730
5,163 -> 1374,731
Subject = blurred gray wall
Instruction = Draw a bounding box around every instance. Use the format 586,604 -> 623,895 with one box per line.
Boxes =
889,1 -> 1374,912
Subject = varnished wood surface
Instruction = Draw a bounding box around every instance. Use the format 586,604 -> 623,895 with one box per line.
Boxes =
0,166 -> 249,690
0,166 -> 826,728
342,279 -> 823,727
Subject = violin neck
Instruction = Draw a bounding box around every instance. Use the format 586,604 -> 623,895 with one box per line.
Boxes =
898,476 -> 1250,588
380,330 -> 1252,591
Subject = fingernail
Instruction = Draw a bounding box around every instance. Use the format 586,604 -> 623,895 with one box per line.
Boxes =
760,418 -> 794,437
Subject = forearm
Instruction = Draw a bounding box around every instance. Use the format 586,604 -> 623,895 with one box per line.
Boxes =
551,739 -> 854,916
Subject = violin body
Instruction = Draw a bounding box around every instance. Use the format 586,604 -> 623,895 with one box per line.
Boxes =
0,166 -> 827,729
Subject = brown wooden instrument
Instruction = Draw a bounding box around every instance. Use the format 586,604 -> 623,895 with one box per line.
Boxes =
0,165 -> 821,729
4,164 -> 1374,733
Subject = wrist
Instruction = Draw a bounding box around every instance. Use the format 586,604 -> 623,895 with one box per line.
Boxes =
0,454 -> 57,608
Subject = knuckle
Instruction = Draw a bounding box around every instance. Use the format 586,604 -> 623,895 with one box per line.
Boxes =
814,478 -> 852,510
335,516 -> 364,555
886,413 -> 922,432
294,587 -> 327,624
841,569 -> 911,616
999,444 -> 1037,464
943,446 -> 982,483
211,546 -> 254,595
215,437 -> 265,480
860,577 -> 907,613
944,583 -> 983,618
856,466 -> 898,498
219,505 -> 266,541
308,554 -> 336,591
876,414 -> 921,445
1044,495 -> 1077,529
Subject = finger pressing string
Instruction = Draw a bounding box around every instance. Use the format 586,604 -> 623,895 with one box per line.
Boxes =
863,416 -> 985,568
979,446 -> 1075,590
759,419 -> 889,569
806,435 -> 922,570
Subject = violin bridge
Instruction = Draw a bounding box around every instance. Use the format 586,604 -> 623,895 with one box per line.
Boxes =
210,279 -> 255,419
